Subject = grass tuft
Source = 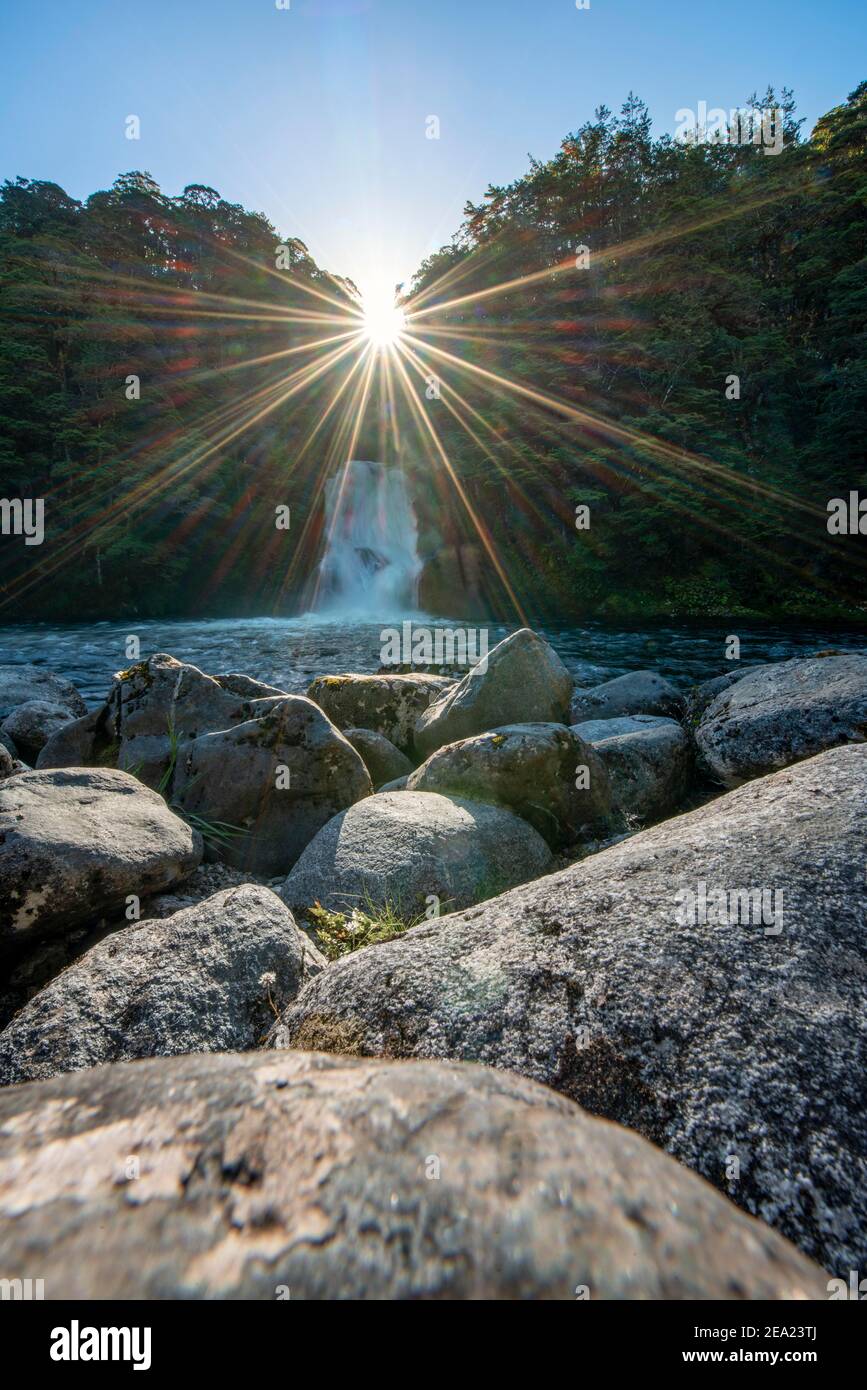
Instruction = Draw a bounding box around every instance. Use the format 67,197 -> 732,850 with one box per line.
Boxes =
306,899 -> 420,961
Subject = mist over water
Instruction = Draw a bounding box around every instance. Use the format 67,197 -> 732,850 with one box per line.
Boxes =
313,461 -> 423,618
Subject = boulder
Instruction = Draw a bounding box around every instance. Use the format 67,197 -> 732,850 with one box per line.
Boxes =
570,670 -> 685,724
111,653 -> 288,788
0,664 -> 86,721
36,655 -> 373,877
1,866 -> 271,1031
414,629 -> 573,760
1,699 -> 76,760
0,1051 -> 826,1299
36,653 -> 292,786
377,775 -> 409,793
572,717 -> 692,823
36,705 -> 114,770
684,666 -> 766,726
571,713 -> 679,742
408,723 -> 615,847
344,727 -> 413,787
0,744 -> 14,779
0,922 -> 111,1031
280,790 -> 553,920
695,654 -> 867,787
0,768 -> 201,951
0,885 -> 324,1086
307,672 -> 453,756
172,696 -> 372,876
276,744 -> 867,1273
212,672 -> 289,700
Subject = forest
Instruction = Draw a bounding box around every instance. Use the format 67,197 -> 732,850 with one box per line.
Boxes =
0,81 -> 865,622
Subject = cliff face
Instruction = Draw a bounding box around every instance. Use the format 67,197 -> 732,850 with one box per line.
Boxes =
418,542 -> 488,617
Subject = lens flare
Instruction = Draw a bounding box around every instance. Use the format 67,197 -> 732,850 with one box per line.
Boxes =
362,291 -> 406,349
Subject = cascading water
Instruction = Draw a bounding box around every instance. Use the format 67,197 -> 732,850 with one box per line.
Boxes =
313,460 -> 423,617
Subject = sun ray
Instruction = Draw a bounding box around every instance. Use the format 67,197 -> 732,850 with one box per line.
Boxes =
390,343 -> 528,622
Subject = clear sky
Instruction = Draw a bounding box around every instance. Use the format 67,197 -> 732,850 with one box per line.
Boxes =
0,0 -> 863,305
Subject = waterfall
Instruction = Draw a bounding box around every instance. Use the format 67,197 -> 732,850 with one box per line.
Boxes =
313,460 -> 423,617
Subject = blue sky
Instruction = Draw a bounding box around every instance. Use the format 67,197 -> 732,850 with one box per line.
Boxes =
0,0 -> 863,304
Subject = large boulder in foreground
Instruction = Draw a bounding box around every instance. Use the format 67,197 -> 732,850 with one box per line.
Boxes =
695,653 -> 867,787
276,744 -> 867,1274
414,629 -> 573,760
0,886 -> 324,1086
280,790 -> 553,919
307,672 -> 453,756
0,665 -> 86,722
572,715 -> 692,823
408,723 -> 615,847
0,1051 -> 826,1299
570,669 -> 685,724
0,769 -> 201,951
172,697 -> 372,876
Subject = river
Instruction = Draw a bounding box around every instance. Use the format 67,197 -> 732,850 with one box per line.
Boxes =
1,615 -> 865,707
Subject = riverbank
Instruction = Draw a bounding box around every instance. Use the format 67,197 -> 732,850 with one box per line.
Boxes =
1,630 -> 866,1296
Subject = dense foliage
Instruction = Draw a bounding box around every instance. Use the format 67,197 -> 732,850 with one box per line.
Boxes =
407,82 -> 867,620
0,172 -> 359,618
1,81 -> 865,621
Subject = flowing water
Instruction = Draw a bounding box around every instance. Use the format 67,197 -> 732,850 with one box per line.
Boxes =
2,459 -> 864,703
313,460 -> 422,617
1,615 -> 864,708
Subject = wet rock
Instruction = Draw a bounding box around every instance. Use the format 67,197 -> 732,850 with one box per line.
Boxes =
344,728 -> 413,787
570,670 -> 685,724
573,716 -> 692,822
36,705 -> 114,770
111,653 -> 289,789
172,696 -> 372,876
684,666 -> 766,726
212,673 -> 289,700
1,700 -> 76,761
307,672 -> 453,756
0,665 -> 86,721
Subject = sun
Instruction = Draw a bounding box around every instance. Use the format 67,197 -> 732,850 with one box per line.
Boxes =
362,291 -> 406,349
